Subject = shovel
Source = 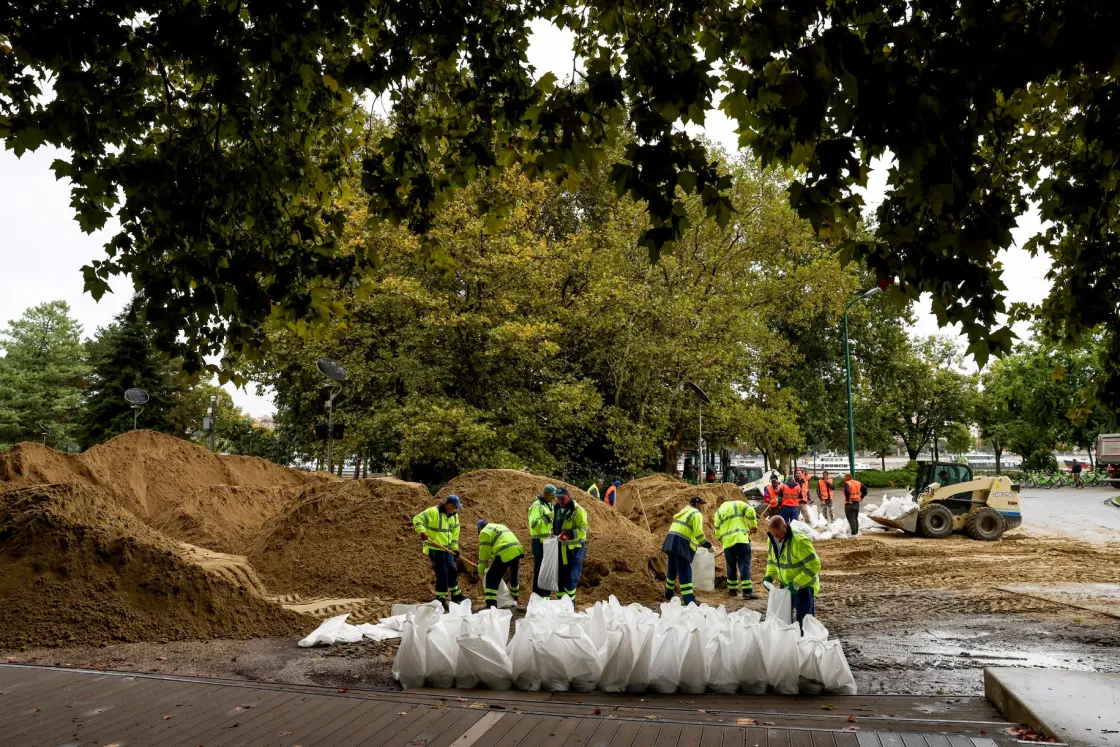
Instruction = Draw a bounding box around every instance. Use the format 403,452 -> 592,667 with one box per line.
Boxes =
424,538 -> 478,568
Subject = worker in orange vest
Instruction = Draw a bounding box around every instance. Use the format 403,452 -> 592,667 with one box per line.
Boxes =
817,470 -> 836,523
778,479 -> 802,525
761,474 -> 783,519
794,468 -> 811,523
842,473 -> 868,535
603,480 -> 620,508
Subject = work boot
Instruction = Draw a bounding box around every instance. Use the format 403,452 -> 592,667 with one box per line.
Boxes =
450,593 -> 467,604
664,588 -> 674,601
728,588 -> 739,597
744,590 -> 760,600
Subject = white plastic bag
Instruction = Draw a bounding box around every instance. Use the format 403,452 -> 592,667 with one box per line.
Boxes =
759,619 -> 801,694
821,640 -> 858,694
538,537 -> 560,592
765,585 -> 792,624
704,630 -> 740,694
299,613 -> 363,647
496,580 -> 516,609
457,614 -> 514,690
678,625 -> 708,694
733,622 -> 768,695
691,548 -> 716,592
393,604 -> 441,689
626,622 -> 654,693
797,637 -> 828,694
648,625 -> 684,693
425,616 -> 465,688
801,614 -> 829,641
508,619 -> 541,691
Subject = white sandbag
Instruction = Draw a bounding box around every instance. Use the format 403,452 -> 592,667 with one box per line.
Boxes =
390,600 -> 444,618
393,603 -> 441,689
532,622 -> 602,691
678,625 -> 707,695
496,580 -> 516,609
691,548 -> 716,592
648,624 -> 684,693
538,537 -> 560,592
355,622 -> 403,641
800,614 -> 829,641
299,613 -> 364,647
733,622 -> 768,695
508,619 -> 541,691
797,637 -> 828,694
625,622 -> 654,693
525,591 -> 573,619
758,619 -> 801,694
729,607 -> 762,626
705,629 -> 740,694
598,620 -> 651,693
821,640 -> 858,694
425,616 -> 466,688
457,615 -> 514,690
765,586 -> 792,624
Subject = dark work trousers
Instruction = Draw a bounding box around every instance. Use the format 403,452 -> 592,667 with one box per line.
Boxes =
429,550 -> 459,600
558,545 -> 585,603
792,587 -> 816,633
531,539 -> 548,597
485,554 -> 522,607
844,502 -> 861,535
779,505 -> 801,525
724,543 -> 752,591
664,550 -> 696,605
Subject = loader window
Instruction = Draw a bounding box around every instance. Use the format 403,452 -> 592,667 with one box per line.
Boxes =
936,465 -> 973,488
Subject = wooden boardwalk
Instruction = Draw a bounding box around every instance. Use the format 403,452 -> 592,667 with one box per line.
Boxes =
0,665 -> 1021,747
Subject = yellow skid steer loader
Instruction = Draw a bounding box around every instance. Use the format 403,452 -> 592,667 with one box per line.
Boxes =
870,461 -> 1022,540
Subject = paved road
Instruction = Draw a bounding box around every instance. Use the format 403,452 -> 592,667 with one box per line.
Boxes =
1018,486 -> 1120,542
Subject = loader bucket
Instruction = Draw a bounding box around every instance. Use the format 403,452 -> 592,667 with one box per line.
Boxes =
869,506 -> 919,534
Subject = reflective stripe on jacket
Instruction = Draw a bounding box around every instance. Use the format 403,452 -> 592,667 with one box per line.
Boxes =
478,523 -> 524,569
780,484 -> 802,507
555,501 -> 588,562
714,500 -> 756,549
766,530 -> 821,594
528,498 -> 554,541
667,506 -> 708,552
412,505 -> 461,556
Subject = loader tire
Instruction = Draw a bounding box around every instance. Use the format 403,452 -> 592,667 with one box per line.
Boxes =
917,503 -> 954,539
967,508 -> 1005,541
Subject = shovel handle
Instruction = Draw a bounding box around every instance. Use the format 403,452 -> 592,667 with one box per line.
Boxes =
426,539 -> 477,568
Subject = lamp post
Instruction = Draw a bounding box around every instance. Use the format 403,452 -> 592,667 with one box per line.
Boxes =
844,285 -> 884,477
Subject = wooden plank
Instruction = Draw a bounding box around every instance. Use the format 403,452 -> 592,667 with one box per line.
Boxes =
490,714 -> 542,747
745,726 -> 768,747
445,711 -> 508,747
605,720 -> 642,747
0,669 -> 79,707
879,732 -> 906,747
833,732 -> 860,747
902,734 -> 928,747
789,727 -> 815,747
722,724 -> 745,747
969,739 -> 999,747
405,708 -> 488,747
769,727 -> 792,747
678,724 -> 706,747
161,690 -> 311,747
294,700 -> 398,746
11,677 -> 161,745
517,716 -> 567,747
653,722 -> 683,747
947,736 -> 975,747
237,695 -> 354,747
552,716 -> 602,747
856,732 -> 882,747
332,700 -> 437,747
633,722 -> 666,747
585,718 -> 623,747
135,682 -> 290,747
379,705 -> 468,747
0,677 -> 121,729
699,725 -> 725,747
922,735 -> 952,747
252,697 -> 375,747
811,730 -> 838,747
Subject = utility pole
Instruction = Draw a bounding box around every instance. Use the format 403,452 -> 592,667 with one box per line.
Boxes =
844,284 -> 886,476
208,394 -> 217,452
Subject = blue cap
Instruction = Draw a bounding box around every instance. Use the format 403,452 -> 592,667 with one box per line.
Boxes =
614,480 -> 621,486
786,480 -> 797,488
556,487 -> 569,497
476,519 -> 488,531
444,494 -> 462,508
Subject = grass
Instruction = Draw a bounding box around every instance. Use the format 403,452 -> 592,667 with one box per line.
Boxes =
850,466 -> 919,489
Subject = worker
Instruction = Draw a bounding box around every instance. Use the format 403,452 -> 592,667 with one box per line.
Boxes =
779,479 -> 802,525
763,515 -> 821,633
528,484 -> 557,597
794,471 -> 812,523
587,479 -> 603,501
553,487 -> 588,603
476,519 -> 524,609
761,475 -> 783,519
603,480 -> 620,508
842,473 -> 868,535
412,495 -> 465,608
714,497 -> 759,599
662,496 -> 713,605
816,470 -> 836,523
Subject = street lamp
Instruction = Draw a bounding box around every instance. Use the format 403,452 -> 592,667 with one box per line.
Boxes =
843,285 -> 885,477
687,382 -> 711,481
316,358 -> 347,473
124,388 -> 149,430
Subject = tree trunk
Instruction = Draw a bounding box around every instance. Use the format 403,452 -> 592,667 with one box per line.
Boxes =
662,442 -> 679,474
1088,445 -> 1095,470
993,443 -> 1003,474
779,449 -> 791,475
881,454 -> 886,471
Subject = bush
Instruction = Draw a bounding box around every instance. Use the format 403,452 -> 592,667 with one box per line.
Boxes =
852,465 -> 918,489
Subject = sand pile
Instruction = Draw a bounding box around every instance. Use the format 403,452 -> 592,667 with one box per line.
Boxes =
0,430 -> 324,552
615,474 -> 743,534
250,470 -> 665,605
0,484 -> 305,648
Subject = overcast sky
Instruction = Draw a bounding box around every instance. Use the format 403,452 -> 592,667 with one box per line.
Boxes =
0,22 -> 1052,417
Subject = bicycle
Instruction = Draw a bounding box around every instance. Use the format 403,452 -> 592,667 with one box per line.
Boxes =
1034,471 -> 1065,489
1083,470 -> 1106,487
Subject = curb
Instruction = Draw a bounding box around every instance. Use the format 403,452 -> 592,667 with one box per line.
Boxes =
1110,495 -> 1120,509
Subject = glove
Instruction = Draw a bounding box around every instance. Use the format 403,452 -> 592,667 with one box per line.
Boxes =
789,581 -> 800,592
700,540 -> 713,550
420,532 -> 428,541
559,531 -> 570,541
762,576 -> 773,586
453,550 -> 460,558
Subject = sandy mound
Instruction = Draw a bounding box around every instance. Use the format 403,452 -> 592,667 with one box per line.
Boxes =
249,477 -> 437,599
0,430 -> 324,552
615,474 -> 743,534
435,470 -> 663,602
0,484 -> 305,648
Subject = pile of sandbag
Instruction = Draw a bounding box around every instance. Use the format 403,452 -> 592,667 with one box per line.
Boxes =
392,592 -> 856,695
869,493 -> 917,520
793,503 -> 880,541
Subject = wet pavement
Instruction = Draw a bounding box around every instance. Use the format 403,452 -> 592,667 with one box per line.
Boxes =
1018,486 -> 1120,542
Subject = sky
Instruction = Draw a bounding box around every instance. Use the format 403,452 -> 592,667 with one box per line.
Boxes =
0,22 -> 1053,417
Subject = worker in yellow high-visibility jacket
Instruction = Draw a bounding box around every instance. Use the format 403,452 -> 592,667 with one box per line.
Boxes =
714,498 -> 759,599
528,484 -> 556,597
411,495 -> 464,608
476,519 -> 525,609
553,487 -> 588,603
764,515 -> 821,633
661,496 -> 712,605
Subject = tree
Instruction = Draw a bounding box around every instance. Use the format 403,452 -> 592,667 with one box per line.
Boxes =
78,302 -> 173,449
6,2 -> 1120,403
0,301 -> 89,449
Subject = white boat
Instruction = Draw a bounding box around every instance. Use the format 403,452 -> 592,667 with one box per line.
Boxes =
799,454 -> 871,473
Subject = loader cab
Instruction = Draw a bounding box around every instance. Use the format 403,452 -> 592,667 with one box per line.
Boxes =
915,462 -> 973,494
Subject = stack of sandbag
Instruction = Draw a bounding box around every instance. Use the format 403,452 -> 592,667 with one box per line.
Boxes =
796,614 -> 858,694
393,599 -> 514,689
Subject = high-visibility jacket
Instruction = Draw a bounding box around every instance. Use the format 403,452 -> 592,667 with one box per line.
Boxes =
587,483 -> 601,500
764,485 -> 782,507
528,497 -> 555,541
604,485 -> 617,507
714,500 -> 757,549
412,505 -> 461,556
843,479 -> 866,504
667,505 -> 709,552
817,479 -> 834,502
554,501 -> 588,562
780,484 -> 802,508
477,523 -> 524,570
765,530 -> 821,594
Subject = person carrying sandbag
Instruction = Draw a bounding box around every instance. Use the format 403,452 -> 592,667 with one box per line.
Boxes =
412,495 -> 466,609
553,487 -> 588,603
661,495 -> 713,605
714,497 -> 759,600
762,515 -> 821,633
476,519 -> 524,609
528,484 -> 556,597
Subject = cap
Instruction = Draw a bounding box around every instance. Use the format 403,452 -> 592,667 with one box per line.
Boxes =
613,480 -> 621,486
542,484 -> 557,495
444,494 -> 462,508
770,475 -> 781,482
476,519 -> 488,531
689,495 -> 707,506
555,487 -> 570,497
786,480 -> 797,488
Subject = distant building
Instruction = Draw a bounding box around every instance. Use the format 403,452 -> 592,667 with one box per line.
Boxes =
253,415 -> 277,430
